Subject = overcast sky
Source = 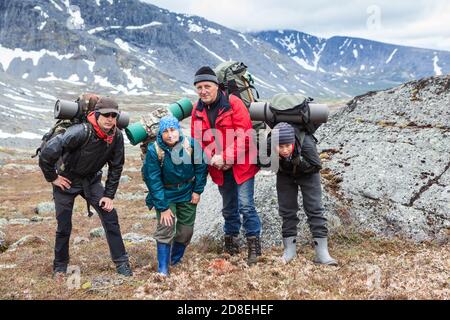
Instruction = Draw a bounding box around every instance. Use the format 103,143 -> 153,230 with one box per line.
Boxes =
142,0 -> 450,51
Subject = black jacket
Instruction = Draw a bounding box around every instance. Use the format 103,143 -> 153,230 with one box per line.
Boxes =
39,123 -> 124,199
277,134 -> 322,177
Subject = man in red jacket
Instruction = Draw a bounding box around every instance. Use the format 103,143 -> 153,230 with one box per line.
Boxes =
190,66 -> 261,265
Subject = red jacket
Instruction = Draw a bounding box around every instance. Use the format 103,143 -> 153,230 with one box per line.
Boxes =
191,93 -> 259,186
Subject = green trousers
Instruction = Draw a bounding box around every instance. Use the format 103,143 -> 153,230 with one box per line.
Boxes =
154,202 -> 197,245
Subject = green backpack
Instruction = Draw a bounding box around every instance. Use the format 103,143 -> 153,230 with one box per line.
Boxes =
269,93 -> 319,135
214,61 -> 259,109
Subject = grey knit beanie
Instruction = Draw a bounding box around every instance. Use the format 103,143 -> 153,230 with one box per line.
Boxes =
194,66 -> 219,85
272,122 -> 295,145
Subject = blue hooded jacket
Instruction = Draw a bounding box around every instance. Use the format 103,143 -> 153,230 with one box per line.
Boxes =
142,130 -> 208,211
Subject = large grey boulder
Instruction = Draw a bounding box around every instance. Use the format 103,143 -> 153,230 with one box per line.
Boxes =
193,75 -> 450,246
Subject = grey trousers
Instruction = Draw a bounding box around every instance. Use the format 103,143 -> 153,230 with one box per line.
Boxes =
276,172 -> 328,238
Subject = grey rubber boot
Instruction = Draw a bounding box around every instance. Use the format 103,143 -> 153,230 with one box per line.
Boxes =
313,238 -> 338,265
282,236 -> 297,264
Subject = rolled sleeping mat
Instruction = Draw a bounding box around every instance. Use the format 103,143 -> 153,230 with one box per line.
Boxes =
125,122 -> 148,146
54,99 -> 80,119
116,111 -> 130,130
308,104 -> 329,123
125,98 -> 193,145
248,102 -> 329,124
167,97 -> 193,121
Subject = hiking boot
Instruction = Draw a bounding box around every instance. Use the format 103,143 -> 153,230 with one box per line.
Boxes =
313,238 -> 338,266
224,235 -> 240,255
116,262 -> 133,277
247,236 -> 258,266
255,235 -> 262,257
52,264 -> 67,276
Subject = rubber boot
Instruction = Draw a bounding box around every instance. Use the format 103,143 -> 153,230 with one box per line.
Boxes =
313,237 -> 338,266
171,242 -> 186,266
157,242 -> 171,276
282,236 -> 297,264
247,236 -> 258,266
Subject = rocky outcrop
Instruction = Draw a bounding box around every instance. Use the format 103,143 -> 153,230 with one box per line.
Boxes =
193,75 -> 450,246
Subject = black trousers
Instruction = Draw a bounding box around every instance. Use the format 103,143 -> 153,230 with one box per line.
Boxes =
276,172 -> 328,238
52,179 -> 128,270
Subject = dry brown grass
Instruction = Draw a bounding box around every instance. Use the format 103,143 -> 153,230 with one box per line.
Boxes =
0,156 -> 448,300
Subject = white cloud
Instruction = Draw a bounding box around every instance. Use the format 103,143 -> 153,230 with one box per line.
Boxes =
142,0 -> 450,51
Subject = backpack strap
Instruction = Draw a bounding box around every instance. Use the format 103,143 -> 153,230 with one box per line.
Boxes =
155,138 -> 193,168
154,142 -> 165,168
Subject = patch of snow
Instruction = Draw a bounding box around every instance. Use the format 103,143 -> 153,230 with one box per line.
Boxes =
180,86 -> 197,95
125,22 -> 162,30
433,55 -> 443,76
252,75 -> 277,90
0,45 -> 72,71
238,33 -> 252,46
277,84 -> 288,92
123,68 -> 144,89
4,94 -> 33,103
300,79 -> 315,89
270,72 -> 278,79
114,38 -> 131,53
79,45 -> 87,51
50,0 -> 63,11
385,48 -> 398,64
35,91 -> 57,101
353,49 -> 358,59
22,73 -> 29,79
38,21 -> 47,31
277,64 -> 288,73
193,39 -> 225,62
188,22 -> 203,33
360,65 -> 366,71
84,60 -> 95,72
292,56 -> 316,72
63,0 -> 85,30
230,40 -> 239,49
207,27 -> 221,35
88,27 -> 105,34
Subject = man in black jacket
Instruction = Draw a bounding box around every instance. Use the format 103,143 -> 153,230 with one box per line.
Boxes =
39,97 -> 132,277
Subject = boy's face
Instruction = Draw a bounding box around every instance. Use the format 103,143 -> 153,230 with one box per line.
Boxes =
162,128 -> 180,146
276,143 -> 294,158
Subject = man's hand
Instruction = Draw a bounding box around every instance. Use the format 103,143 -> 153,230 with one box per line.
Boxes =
99,197 -> 114,212
191,192 -> 200,205
52,175 -> 72,191
211,154 -> 224,169
221,164 -> 232,171
160,208 -> 175,226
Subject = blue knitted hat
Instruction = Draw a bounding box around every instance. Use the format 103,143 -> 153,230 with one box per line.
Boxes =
159,115 -> 180,134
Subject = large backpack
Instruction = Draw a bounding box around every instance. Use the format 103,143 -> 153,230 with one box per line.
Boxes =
214,61 -> 259,109
33,93 -> 99,158
268,93 -> 320,135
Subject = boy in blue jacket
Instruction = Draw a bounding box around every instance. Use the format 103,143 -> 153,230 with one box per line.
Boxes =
142,116 -> 208,276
